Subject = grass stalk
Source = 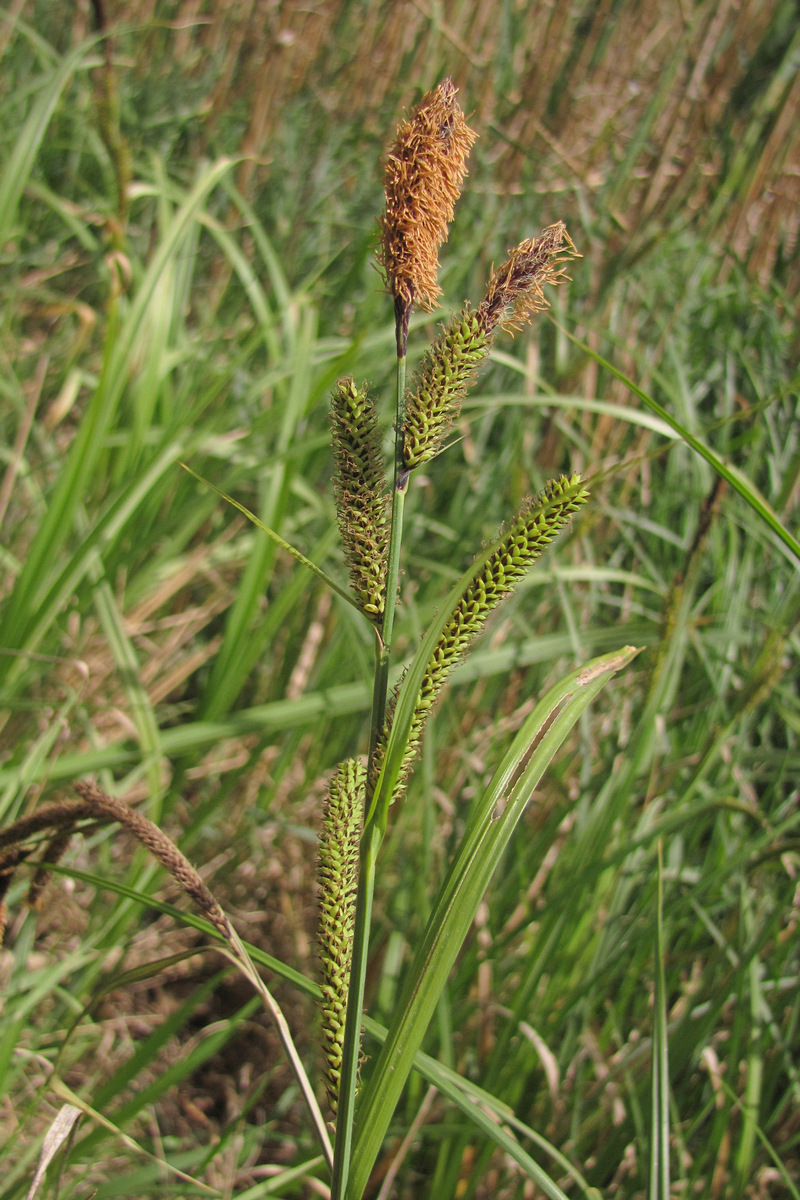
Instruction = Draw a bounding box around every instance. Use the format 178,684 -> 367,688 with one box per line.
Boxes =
329,822 -> 380,1200
332,343 -> 408,1200
367,352 -> 408,765
649,842 -> 670,1200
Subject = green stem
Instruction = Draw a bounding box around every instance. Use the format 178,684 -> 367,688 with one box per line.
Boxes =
367,482 -> 407,769
367,352 -> 408,795
385,352 -> 409,637
331,351 -> 408,1200
329,823 -> 380,1200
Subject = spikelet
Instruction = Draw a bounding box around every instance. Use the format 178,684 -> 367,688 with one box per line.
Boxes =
330,377 -> 390,622
479,222 -> 580,334
316,758 -> 365,1116
378,78 -> 477,348
372,474 -> 589,803
400,224 -> 579,472
402,303 -> 489,470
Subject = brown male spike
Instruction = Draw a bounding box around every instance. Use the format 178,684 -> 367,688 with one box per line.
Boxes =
478,222 -> 580,334
378,78 -> 477,353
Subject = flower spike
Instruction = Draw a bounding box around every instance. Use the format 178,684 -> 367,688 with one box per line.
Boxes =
479,222 -> 580,334
330,377 -> 390,622
372,474 -> 589,804
317,759 -> 365,1115
401,303 -> 489,470
378,78 -> 477,352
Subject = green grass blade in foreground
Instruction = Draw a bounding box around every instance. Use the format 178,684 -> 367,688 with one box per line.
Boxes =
555,323 -> 800,566
349,645 -> 639,1200
650,844 -> 670,1200
360,1019 -> 601,1200
45,866 -> 595,1196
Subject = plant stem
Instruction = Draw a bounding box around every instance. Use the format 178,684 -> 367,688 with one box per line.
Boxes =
329,822 -> 380,1200
367,356 -> 408,752
331,349 -> 408,1200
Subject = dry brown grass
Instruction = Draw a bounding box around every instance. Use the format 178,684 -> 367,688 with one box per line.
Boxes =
88,0 -> 800,295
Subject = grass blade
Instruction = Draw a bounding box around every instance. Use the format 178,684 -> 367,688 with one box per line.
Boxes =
649,842 -> 670,1200
556,323 -> 800,565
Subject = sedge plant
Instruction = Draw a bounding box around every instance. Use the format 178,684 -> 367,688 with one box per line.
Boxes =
317,80 -> 636,1199
0,79 -> 638,1198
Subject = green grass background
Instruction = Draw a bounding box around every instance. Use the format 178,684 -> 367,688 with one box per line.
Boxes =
1,1 -> 798,1197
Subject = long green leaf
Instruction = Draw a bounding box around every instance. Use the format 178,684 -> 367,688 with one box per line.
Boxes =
348,645 -> 639,1199
556,323 -> 800,566
649,843 -> 670,1200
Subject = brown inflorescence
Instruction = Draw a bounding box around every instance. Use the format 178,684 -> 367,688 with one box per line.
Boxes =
479,222 -> 580,334
378,78 -> 477,346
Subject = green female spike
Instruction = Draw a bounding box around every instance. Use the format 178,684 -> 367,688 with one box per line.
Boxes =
330,377 -> 390,623
316,758 -> 366,1116
373,473 -> 590,805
